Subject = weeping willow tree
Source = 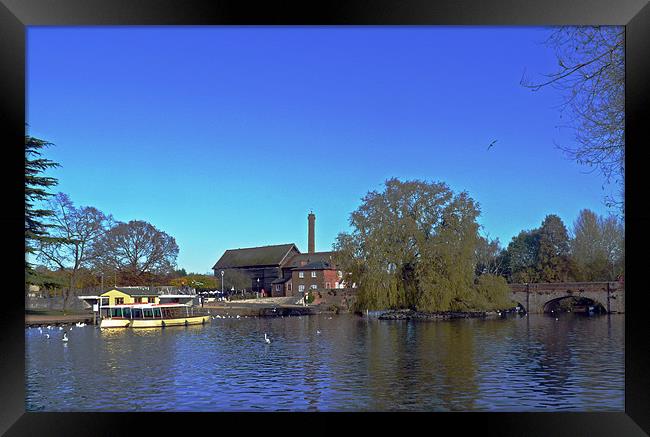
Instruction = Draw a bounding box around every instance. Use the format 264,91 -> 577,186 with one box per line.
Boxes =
334,178 -> 511,312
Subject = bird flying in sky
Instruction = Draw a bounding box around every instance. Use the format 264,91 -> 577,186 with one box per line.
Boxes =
487,140 -> 498,151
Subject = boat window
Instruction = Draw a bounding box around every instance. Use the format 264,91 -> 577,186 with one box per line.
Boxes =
153,308 -> 162,318
132,308 -> 143,318
123,307 -> 132,318
143,308 -> 153,318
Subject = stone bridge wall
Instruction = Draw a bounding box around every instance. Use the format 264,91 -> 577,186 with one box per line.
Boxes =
508,282 -> 624,314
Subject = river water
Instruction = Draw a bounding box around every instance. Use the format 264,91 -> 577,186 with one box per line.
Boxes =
25,313 -> 624,411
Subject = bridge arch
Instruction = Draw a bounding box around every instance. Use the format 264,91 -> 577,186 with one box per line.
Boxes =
542,296 -> 607,314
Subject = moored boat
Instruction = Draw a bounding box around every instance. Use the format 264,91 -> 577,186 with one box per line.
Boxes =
100,303 -> 209,329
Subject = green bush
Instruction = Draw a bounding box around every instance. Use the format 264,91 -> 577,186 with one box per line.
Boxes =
473,274 -> 513,310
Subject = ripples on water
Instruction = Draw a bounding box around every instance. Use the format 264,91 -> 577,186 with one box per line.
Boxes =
25,313 -> 624,412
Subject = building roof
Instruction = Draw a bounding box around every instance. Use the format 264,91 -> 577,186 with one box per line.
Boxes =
282,251 -> 336,269
292,261 -> 336,271
212,243 -> 300,269
271,276 -> 291,284
100,287 -> 158,296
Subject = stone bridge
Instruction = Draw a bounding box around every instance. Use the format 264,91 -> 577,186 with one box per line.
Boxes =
508,282 -> 624,314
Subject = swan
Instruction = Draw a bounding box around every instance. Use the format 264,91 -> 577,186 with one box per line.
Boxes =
264,333 -> 271,344
45,333 -> 50,339
316,330 -> 321,335
62,332 -> 68,342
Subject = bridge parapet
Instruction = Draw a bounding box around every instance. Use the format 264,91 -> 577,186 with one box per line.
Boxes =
507,281 -> 624,314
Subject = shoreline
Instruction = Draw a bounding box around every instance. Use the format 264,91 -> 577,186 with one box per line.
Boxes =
376,308 -> 519,321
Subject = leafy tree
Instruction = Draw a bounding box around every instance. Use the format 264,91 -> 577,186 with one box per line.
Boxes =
536,214 -> 573,282
504,230 -> 540,283
474,234 -> 507,277
504,214 -> 575,283
91,220 -> 179,284
522,26 -> 624,214
473,274 -> 512,310
29,265 -> 67,291
334,178 -> 511,312
170,273 -> 218,289
570,209 -> 624,280
25,133 -> 60,280
173,268 -> 188,278
36,193 -> 113,310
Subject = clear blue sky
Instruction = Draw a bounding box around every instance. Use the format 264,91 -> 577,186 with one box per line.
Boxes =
27,26 -> 617,274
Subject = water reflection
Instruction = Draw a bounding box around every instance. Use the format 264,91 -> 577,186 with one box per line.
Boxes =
25,313 -> 624,412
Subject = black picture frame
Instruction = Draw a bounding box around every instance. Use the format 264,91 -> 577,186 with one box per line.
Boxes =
2,0 -> 649,435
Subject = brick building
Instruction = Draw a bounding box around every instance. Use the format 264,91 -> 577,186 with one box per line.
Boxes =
290,261 -> 342,297
212,213 -> 343,297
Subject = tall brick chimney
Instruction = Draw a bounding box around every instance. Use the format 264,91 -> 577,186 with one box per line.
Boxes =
308,212 -> 315,254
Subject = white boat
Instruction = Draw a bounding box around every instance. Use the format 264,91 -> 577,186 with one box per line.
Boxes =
100,303 -> 209,329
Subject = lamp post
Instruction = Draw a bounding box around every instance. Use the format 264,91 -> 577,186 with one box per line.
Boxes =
221,270 -> 224,295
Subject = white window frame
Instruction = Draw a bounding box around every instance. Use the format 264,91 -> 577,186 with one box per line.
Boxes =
298,285 -> 305,292
299,272 -> 304,278
311,271 -> 317,278
310,284 -> 318,290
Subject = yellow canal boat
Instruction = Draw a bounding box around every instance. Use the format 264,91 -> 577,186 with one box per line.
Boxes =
100,303 -> 210,329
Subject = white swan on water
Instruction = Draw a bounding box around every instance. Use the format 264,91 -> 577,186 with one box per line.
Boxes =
62,332 -> 68,342
264,333 -> 271,344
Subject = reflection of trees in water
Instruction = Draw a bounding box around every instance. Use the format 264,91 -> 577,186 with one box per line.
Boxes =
368,320 -> 423,410
363,319 -> 480,411
432,321 -> 479,411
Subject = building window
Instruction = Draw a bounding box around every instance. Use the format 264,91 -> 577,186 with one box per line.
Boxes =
298,285 -> 305,292
311,271 -> 317,278
310,284 -> 318,290
326,282 -> 330,289
115,297 -> 124,305
299,271 -> 304,278
134,297 -> 142,303
287,283 -> 292,291
276,285 -> 281,291
148,296 -> 157,303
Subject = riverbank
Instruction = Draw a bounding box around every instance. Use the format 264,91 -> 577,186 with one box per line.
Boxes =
377,308 -> 519,320
203,298 -> 320,317
25,310 -> 94,326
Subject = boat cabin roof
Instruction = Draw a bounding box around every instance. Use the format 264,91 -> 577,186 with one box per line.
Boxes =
103,303 -> 190,309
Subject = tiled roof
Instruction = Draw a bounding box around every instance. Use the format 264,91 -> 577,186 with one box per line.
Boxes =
213,243 -> 299,269
292,261 -> 335,270
282,251 -> 336,269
